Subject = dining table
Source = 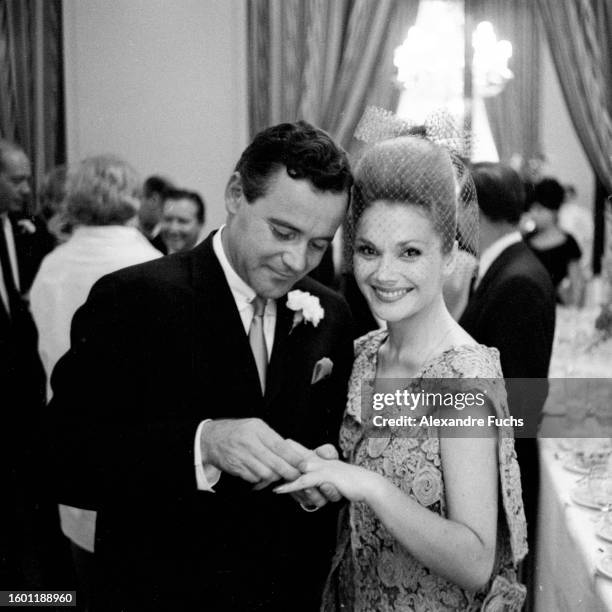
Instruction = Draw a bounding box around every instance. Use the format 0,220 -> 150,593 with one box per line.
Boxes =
536,304 -> 612,610
536,437 -> 612,611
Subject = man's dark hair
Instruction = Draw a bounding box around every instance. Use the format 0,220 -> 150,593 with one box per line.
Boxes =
470,162 -> 525,224
143,175 -> 174,199
234,121 -> 352,202
163,188 -> 206,224
534,178 -> 565,211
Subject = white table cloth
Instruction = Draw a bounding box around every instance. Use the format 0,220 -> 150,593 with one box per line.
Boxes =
536,438 -> 612,611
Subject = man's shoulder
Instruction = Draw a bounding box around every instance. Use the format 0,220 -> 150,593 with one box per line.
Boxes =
101,252 -> 184,288
106,239 -> 212,287
491,242 -> 553,295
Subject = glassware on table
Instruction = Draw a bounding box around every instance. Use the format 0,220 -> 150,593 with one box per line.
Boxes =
588,461 -> 612,524
568,438 -> 607,472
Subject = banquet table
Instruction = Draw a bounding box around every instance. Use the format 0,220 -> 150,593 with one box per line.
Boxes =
536,305 -> 612,610
547,306 -> 612,380
536,438 -> 612,611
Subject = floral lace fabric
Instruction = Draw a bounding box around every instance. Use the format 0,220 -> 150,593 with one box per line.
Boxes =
323,330 -> 528,612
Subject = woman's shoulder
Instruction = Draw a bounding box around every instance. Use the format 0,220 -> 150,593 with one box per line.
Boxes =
354,328 -> 387,358
432,343 -> 503,378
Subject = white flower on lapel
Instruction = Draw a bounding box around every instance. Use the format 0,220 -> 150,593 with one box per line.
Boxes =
17,219 -> 36,234
286,290 -> 324,331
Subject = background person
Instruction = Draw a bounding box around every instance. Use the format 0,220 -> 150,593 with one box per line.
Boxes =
154,187 -> 205,254
138,174 -> 174,240
526,177 -> 584,305
0,139 -> 68,590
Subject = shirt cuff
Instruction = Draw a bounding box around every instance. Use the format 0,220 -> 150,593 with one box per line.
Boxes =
194,419 -> 221,492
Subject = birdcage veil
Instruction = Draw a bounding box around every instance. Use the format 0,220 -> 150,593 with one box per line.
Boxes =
344,107 -> 479,282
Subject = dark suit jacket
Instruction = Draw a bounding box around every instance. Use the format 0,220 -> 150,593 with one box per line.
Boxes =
460,240 -> 555,368
1,213 -> 50,443
460,241 -> 555,426
0,214 -> 51,587
47,232 -> 354,611
9,213 -> 55,293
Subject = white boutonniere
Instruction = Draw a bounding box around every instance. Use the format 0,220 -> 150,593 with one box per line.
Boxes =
17,219 -> 36,234
287,290 -> 324,331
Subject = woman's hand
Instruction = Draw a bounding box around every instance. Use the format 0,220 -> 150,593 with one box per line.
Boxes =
274,455 -> 380,503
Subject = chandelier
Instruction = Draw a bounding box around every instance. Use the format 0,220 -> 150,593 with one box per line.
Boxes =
393,5 -> 513,104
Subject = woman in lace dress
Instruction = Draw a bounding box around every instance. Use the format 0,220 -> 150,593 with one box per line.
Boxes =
276,136 -> 528,611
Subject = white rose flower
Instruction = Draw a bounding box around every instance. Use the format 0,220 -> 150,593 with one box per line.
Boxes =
286,290 -> 325,329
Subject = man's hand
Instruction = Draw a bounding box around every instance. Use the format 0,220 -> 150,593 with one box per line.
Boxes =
199,419 -> 304,487
284,440 -> 342,509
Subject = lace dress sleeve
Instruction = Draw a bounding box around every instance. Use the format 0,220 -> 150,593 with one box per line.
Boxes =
440,345 -> 529,566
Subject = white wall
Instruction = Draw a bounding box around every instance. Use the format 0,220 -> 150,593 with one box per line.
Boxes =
540,39 -> 594,210
62,0 -> 248,231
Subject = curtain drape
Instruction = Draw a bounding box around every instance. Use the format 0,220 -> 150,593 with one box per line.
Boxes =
0,0 -> 64,206
537,0 -> 612,194
248,0 -> 419,149
467,0 -> 541,164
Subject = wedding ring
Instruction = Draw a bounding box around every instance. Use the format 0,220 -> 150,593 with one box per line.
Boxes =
299,502 -> 320,513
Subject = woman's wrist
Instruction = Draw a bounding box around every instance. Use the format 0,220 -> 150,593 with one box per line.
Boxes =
361,471 -> 390,506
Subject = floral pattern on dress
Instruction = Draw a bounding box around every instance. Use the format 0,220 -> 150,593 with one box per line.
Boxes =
323,329 -> 528,612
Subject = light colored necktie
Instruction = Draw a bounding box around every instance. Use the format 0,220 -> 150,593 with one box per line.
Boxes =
249,296 -> 267,393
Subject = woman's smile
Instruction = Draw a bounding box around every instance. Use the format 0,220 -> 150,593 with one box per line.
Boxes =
371,286 -> 413,302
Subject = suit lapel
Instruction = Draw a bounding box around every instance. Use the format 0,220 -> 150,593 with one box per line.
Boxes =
189,233 -> 263,414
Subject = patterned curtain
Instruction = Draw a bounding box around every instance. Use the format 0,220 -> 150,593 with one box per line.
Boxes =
537,0 -> 612,194
467,0 -> 541,164
247,0 -> 420,148
0,0 -> 64,207
537,0 -> 612,271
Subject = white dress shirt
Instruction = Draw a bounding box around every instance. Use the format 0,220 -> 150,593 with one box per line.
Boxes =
194,227 -> 276,491
476,231 -> 523,288
0,214 -> 20,314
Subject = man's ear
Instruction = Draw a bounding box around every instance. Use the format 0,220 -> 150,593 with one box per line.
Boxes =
225,172 -> 244,214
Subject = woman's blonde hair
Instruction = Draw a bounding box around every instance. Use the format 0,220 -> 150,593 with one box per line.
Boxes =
65,155 -> 141,226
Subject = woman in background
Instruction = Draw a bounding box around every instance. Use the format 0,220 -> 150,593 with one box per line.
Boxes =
526,177 -> 584,304
278,135 -> 527,611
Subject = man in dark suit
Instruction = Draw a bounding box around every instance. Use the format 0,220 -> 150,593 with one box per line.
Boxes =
0,140 -> 61,588
459,162 -> 556,607
48,122 -> 354,610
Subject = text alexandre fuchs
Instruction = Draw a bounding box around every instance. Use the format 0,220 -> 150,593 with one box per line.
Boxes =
371,390 -> 523,428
